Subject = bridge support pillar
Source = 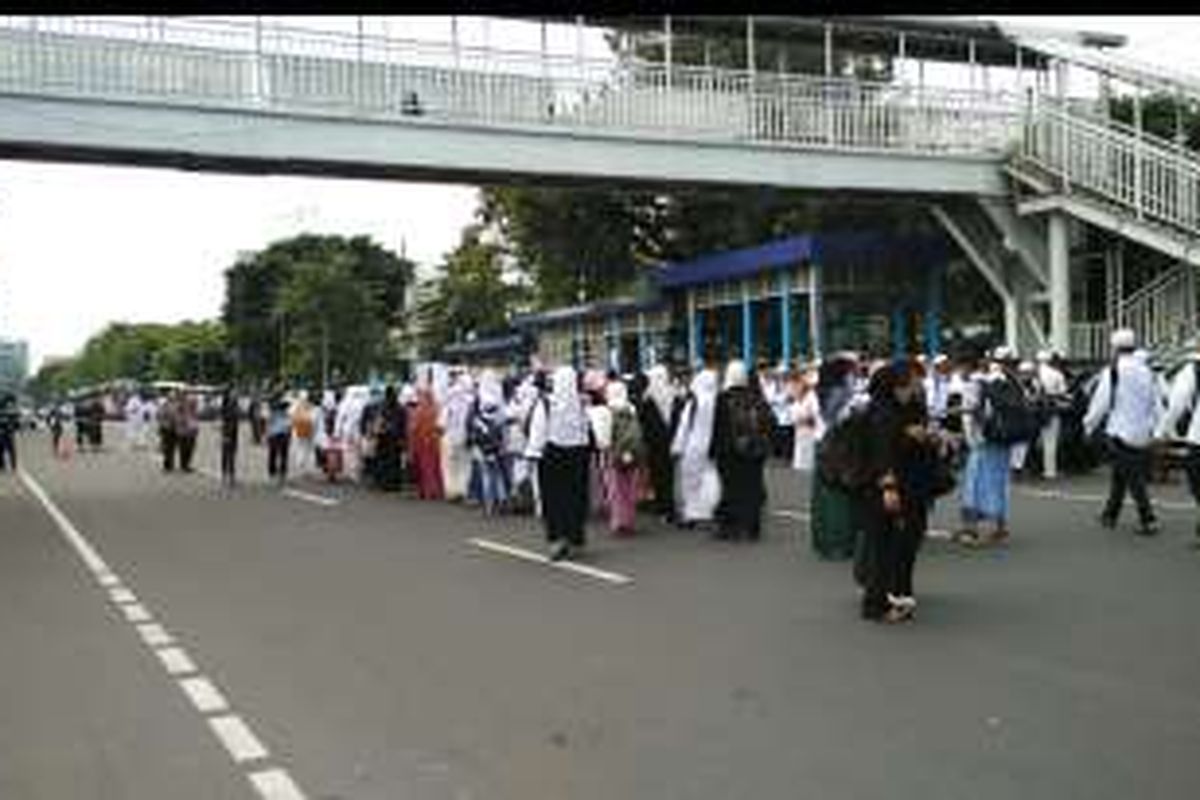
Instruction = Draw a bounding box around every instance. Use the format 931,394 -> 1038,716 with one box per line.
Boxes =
1048,211 -> 1071,356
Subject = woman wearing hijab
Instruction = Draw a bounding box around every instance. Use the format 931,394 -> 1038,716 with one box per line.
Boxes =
670,366 -> 722,527
583,370 -> 612,519
439,371 -> 475,502
290,390 -> 317,478
639,365 -> 678,523
526,365 -> 591,561
505,375 -> 539,514
219,387 -> 240,487
606,380 -> 645,535
712,360 -> 775,541
408,382 -> 444,500
468,370 -> 509,515
852,360 -> 938,623
790,368 -> 824,471
810,354 -> 863,560
375,385 -> 407,492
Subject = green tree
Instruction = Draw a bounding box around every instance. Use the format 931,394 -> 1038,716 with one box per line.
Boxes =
1108,92 -> 1200,151
222,234 -> 415,384
415,224 -> 531,354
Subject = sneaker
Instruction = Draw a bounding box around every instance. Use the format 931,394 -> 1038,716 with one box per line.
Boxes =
1136,521 -> 1160,537
548,541 -> 568,562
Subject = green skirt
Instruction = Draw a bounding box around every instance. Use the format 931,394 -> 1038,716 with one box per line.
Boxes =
810,470 -> 857,561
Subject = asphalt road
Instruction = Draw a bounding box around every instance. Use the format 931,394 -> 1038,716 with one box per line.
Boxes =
2,424 -> 1199,800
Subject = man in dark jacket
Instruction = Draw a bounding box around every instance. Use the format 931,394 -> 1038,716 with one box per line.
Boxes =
0,394 -> 19,471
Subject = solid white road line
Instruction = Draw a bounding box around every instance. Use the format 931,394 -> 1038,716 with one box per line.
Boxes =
18,469 -> 110,574
179,676 -> 230,714
96,572 -> 121,588
470,537 -> 632,585
209,715 -> 270,763
109,587 -> 137,604
156,646 -> 198,676
136,622 -> 174,647
122,603 -> 153,623
281,488 -> 340,507
773,509 -> 811,521
248,768 -> 307,800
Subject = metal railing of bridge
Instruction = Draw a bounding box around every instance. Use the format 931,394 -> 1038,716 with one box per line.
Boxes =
0,15 -> 1027,159
1020,103 -> 1200,243
1115,260 -> 1198,352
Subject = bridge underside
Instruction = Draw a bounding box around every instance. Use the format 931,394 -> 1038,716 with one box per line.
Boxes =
0,94 -> 1008,195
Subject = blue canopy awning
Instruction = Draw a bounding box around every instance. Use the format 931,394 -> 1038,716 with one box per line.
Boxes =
655,232 -> 950,290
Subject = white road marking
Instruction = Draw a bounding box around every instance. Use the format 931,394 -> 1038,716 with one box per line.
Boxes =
926,528 -> 953,540
18,469 -> 109,574
19,468 -> 307,795
470,537 -> 632,585
1020,488 -> 1194,512
109,587 -> 137,604
209,715 -> 270,762
136,622 -> 174,647
179,676 -> 229,714
281,488 -> 340,507
157,646 -> 198,676
122,603 -> 153,623
773,509 -> 810,521
248,768 -> 307,800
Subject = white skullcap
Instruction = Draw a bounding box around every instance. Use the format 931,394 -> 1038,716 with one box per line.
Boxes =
1036,349 -> 1052,363
1019,360 -> 1035,372
992,345 -> 1015,362
933,353 -> 949,365
1111,328 -> 1136,349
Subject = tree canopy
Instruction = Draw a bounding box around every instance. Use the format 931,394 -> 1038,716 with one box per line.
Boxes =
222,234 -> 414,386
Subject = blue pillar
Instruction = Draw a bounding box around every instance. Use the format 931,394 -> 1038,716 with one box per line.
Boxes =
742,290 -> 753,363
925,261 -> 944,357
780,272 -> 792,369
608,314 -> 620,373
891,305 -> 907,361
694,309 -> 705,370
796,304 -> 809,361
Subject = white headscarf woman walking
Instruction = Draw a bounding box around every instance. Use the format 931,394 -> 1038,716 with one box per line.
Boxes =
526,365 -> 591,560
670,367 -> 722,526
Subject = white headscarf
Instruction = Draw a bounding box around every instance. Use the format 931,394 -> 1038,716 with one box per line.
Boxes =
441,372 -> 475,446
724,359 -> 749,390
606,380 -> 630,412
672,368 -> 718,460
478,370 -> 504,409
645,365 -> 675,424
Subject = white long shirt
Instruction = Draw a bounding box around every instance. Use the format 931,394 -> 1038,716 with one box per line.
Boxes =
924,374 -> 950,421
1156,361 -> 1200,444
1036,364 -> 1068,398
1083,355 -> 1163,448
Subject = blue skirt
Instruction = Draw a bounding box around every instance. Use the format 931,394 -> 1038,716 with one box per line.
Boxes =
960,442 -> 1011,523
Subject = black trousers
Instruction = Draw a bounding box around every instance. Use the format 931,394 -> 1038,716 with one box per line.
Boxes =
221,441 -> 237,481
0,434 -> 15,471
178,433 -> 197,472
160,428 -> 177,471
1102,438 -> 1155,526
539,444 -> 589,546
646,443 -> 674,517
859,500 -> 927,619
267,433 -> 290,479
1183,445 -> 1200,505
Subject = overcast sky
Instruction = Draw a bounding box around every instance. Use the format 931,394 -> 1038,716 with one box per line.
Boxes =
1,15 -> 1197,371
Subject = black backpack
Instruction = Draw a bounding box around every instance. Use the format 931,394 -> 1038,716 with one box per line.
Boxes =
980,375 -> 1040,445
469,400 -> 505,457
816,409 -> 876,492
729,393 -> 770,459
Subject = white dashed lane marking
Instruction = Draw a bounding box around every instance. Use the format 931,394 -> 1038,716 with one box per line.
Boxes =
136,622 -> 174,647
470,537 -> 633,585
179,676 -> 229,714
281,488 -> 340,507
209,715 -> 270,763
249,768 -> 307,800
18,469 -> 307,799
156,646 -> 198,676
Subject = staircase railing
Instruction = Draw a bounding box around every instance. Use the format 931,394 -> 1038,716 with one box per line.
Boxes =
1115,261 -> 1198,351
1018,104 -> 1200,243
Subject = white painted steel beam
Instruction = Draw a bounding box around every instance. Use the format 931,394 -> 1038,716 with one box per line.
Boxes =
0,95 -> 1010,195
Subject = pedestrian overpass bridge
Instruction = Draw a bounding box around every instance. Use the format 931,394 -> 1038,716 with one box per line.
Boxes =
1,15 -> 1198,360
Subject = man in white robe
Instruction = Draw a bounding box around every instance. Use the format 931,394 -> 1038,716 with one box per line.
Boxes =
670,367 -> 721,525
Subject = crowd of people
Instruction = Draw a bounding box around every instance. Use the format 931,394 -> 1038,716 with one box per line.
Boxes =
18,323 -> 1200,626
